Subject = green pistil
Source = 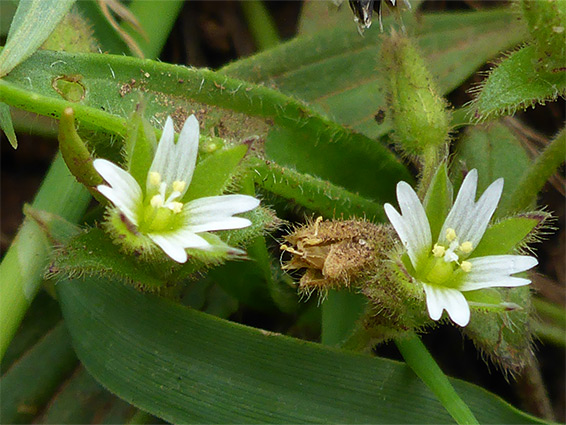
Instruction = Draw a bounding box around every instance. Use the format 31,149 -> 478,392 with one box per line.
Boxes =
140,203 -> 177,232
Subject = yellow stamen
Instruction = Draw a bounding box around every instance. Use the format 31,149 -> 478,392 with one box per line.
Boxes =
170,201 -> 183,214
172,180 -> 186,193
149,171 -> 161,186
432,244 -> 446,258
150,194 -> 163,208
460,241 -> 473,253
446,228 -> 457,242
460,261 -> 472,273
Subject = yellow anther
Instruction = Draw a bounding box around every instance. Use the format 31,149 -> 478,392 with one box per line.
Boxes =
460,241 -> 473,253
446,228 -> 457,242
172,180 -> 186,193
150,194 -> 163,208
432,244 -> 446,258
149,171 -> 161,186
460,261 -> 472,273
170,202 -> 183,214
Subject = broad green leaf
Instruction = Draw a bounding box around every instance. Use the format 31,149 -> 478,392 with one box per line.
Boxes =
0,0 -> 75,77
0,101 -> 16,148
0,48 -> 409,201
455,121 -> 532,210
470,45 -> 566,121
57,276 -> 544,424
0,323 -> 78,424
222,9 -> 527,140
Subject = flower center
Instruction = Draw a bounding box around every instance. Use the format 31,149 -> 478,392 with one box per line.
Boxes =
139,172 -> 186,232
420,228 -> 473,288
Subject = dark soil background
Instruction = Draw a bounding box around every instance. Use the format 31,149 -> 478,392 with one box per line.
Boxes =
1,0 -> 564,422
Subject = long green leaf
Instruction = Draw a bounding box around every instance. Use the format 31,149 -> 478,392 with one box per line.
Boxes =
222,9 -> 527,140
0,0 -> 75,77
57,276 -> 544,424
0,323 -> 78,424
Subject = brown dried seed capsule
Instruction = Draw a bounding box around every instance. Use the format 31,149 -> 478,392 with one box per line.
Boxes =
281,217 -> 392,298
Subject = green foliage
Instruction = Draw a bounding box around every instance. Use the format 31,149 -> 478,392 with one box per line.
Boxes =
56,275 -> 544,424
470,45 -> 566,121
0,0 -> 75,77
0,101 -> 16,148
520,0 -> 566,72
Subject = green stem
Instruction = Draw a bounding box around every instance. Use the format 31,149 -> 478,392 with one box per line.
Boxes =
240,0 -> 281,51
0,155 -> 90,360
532,321 -> 566,347
533,297 -> 566,328
395,333 -> 480,425
247,157 -> 384,220
499,128 -> 565,215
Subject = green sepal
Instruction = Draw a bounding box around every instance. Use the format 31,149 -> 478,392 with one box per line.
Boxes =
183,144 -> 248,202
470,45 -> 566,121
124,106 -> 157,192
423,163 -> 453,242
472,213 -> 548,257
464,285 -> 533,374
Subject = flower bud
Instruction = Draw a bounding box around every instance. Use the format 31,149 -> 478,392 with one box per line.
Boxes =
380,32 -> 451,156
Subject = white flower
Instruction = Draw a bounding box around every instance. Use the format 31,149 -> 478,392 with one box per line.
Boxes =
93,115 -> 260,264
384,169 -> 537,327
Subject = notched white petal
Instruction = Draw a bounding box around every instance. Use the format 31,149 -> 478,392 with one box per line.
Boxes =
174,114 -> 200,189
384,181 -> 431,270
185,195 -> 260,217
439,169 -> 478,245
458,255 -> 537,291
149,117 -> 176,181
187,217 -> 252,233
94,159 -> 142,224
149,234 -> 188,263
423,283 -> 470,326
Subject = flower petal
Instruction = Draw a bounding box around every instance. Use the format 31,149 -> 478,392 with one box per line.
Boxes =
458,255 -> 537,291
93,159 -> 142,225
185,195 -> 260,218
187,217 -> 252,233
148,116 -> 175,182
422,283 -> 470,326
384,181 -> 431,270
459,178 -> 503,247
439,169 -> 478,245
149,229 -> 211,263
172,114 -> 199,190
439,170 -> 503,248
